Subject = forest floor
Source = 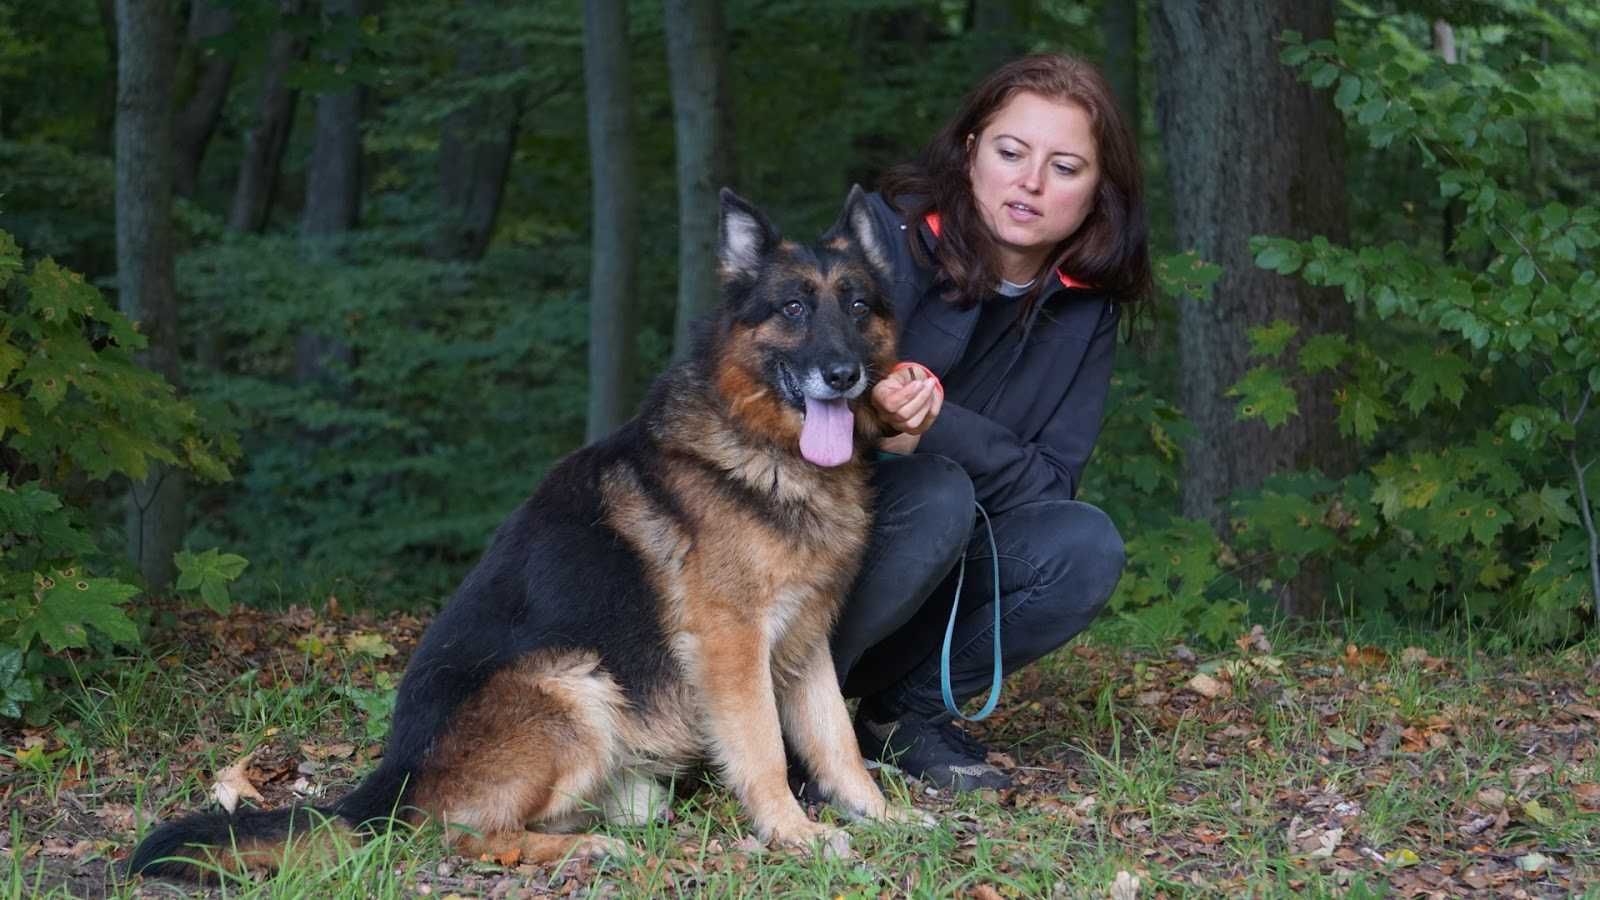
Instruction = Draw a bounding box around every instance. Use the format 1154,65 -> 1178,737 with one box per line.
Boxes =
3,602 -> 1598,899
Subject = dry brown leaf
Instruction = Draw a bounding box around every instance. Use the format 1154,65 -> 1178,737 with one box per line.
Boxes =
1136,690 -> 1167,706
1567,703 -> 1600,721
1574,783 -> 1600,810
970,885 -> 1003,900
1110,870 -> 1140,900
212,750 -> 265,814
1234,625 -> 1272,654
1342,644 -> 1388,669
301,741 -> 356,761
1186,673 -> 1230,699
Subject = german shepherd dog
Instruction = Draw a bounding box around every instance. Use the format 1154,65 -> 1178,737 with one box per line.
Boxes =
129,187 -> 927,880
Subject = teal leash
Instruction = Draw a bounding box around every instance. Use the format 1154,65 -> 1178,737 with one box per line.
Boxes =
940,501 -> 1003,721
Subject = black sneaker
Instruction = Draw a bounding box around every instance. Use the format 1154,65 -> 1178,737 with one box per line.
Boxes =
854,713 -> 1013,792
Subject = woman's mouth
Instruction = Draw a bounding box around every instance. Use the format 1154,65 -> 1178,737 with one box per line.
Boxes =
1004,201 -> 1041,220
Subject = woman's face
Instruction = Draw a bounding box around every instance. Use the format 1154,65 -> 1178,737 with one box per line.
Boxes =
967,91 -> 1100,283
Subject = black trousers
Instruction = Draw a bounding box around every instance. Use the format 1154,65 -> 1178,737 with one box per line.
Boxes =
832,453 -> 1126,719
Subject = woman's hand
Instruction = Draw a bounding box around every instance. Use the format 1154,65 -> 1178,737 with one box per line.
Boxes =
872,362 -> 944,449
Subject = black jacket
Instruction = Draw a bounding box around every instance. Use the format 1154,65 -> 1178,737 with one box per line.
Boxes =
862,192 -> 1119,515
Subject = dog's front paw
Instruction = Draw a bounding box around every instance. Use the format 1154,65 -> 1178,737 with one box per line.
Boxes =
769,821 -> 851,859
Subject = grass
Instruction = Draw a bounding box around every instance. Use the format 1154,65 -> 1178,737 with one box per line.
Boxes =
2,603 -> 1598,898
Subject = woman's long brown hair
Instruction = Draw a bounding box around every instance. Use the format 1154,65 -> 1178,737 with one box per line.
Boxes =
881,54 -> 1153,311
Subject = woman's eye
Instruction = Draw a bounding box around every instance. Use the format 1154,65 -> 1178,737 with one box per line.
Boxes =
998,148 -> 1020,161
850,299 -> 871,318
782,301 -> 806,319
1054,163 -> 1077,176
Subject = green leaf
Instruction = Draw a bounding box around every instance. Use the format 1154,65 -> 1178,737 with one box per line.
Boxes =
1399,351 -> 1469,414
1334,75 -> 1362,111
1227,367 -> 1299,428
1246,321 -> 1299,359
1326,727 -> 1365,752
174,548 -> 249,614
1298,335 -> 1350,373
18,574 -> 141,651
1253,241 -> 1303,275
1512,255 -> 1536,286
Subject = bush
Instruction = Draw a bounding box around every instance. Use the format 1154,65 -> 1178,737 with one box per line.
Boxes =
1227,22 -> 1599,642
0,230 -> 239,720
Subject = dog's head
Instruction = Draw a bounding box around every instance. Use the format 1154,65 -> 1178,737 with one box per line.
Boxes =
707,187 -> 898,467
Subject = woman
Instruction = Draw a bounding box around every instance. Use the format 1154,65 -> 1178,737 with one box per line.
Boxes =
828,54 -> 1151,792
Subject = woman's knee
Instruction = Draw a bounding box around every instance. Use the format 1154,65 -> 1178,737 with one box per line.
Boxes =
873,453 -> 975,552
1005,501 -> 1126,606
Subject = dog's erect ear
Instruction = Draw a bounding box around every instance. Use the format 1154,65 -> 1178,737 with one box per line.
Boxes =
719,188 -> 779,282
829,184 -> 892,281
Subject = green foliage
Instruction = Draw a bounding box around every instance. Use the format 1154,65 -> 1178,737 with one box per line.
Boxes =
174,548 -> 250,614
0,230 -> 240,718
178,232 -> 592,604
1228,14 -> 1599,640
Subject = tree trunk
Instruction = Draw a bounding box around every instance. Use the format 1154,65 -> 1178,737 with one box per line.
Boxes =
1100,0 -> 1140,146
968,0 -> 1025,70
228,0 -> 309,232
432,5 -> 523,262
115,0 -> 185,590
1151,1 -> 1352,618
297,0 -> 363,384
1433,19 -> 1459,260
173,0 -> 237,197
663,0 -> 734,359
582,0 -> 640,442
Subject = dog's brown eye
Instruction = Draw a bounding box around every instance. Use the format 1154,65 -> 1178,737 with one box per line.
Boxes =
849,300 -> 871,318
782,301 -> 806,319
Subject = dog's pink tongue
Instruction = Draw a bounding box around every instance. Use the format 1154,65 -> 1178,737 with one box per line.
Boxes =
800,396 -> 854,467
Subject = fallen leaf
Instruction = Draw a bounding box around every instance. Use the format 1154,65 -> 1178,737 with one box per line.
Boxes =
1186,673 -> 1229,699
1516,851 -> 1551,873
301,741 -> 356,760
1343,644 -> 1388,669
1476,787 -> 1507,809
970,885 -> 1003,900
1400,647 -> 1429,666
1519,798 -> 1557,826
1575,783 -> 1600,810
1566,703 -> 1600,721
1234,626 -> 1272,655
212,750 -> 265,814
344,632 -> 398,658
1110,870 -> 1140,900
1390,848 -> 1420,867
1325,727 -> 1365,752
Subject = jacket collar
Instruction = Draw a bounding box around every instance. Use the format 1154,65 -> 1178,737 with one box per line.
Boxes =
922,212 -> 1091,292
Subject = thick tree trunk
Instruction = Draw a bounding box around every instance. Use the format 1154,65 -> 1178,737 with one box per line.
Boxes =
968,0 -> 1025,69
663,0 -> 734,359
297,0 -> 363,384
228,0 -> 309,232
432,6 -> 523,262
1100,0 -> 1140,146
1151,2 -> 1352,617
115,0 -> 185,590
173,0 -> 237,197
582,0 -> 640,441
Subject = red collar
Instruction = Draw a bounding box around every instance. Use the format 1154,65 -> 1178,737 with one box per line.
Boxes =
924,212 -> 1089,290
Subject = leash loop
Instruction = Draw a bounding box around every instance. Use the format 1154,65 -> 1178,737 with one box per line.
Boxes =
940,500 -> 1003,721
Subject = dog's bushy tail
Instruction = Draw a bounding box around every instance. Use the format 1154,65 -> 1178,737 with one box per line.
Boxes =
128,764 -> 412,882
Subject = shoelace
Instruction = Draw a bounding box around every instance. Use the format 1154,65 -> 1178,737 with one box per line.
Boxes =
940,500 -> 1002,721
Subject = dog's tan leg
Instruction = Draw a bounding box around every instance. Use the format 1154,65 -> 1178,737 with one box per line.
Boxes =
779,645 -> 930,827
779,645 -> 886,817
413,651 -> 632,865
688,623 -> 846,855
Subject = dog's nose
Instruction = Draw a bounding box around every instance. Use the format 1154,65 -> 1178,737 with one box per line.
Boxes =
823,363 -> 861,393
